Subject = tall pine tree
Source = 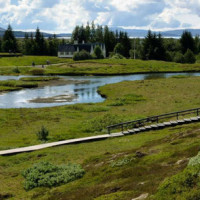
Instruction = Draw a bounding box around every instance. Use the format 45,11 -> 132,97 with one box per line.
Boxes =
2,24 -> 18,52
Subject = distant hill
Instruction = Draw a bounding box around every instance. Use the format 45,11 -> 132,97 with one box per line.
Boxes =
110,27 -> 200,38
0,28 -> 71,38
0,27 -> 200,38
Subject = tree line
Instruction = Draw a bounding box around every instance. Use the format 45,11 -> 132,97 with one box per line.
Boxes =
1,24 -> 200,64
131,30 -> 200,63
71,22 -> 131,57
0,25 -> 62,56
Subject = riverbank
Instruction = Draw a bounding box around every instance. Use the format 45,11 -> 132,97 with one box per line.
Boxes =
45,59 -> 200,76
0,77 -> 88,97
1,75 -> 200,199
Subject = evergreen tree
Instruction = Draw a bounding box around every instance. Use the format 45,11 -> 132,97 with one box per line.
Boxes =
121,32 -> 131,57
95,25 -> 104,43
2,24 -> 18,52
194,35 -> 200,54
85,22 -> 91,42
180,30 -> 195,54
141,30 -> 166,60
90,21 -> 96,42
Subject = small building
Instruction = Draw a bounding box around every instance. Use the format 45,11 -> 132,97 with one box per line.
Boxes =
58,41 -> 106,58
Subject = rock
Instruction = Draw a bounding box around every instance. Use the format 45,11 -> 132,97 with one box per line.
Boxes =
176,158 -> 190,165
135,151 -> 147,158
132,193 -> 149,200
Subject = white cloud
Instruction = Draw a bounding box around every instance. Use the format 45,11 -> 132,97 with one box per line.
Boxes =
0,0 -> 200,32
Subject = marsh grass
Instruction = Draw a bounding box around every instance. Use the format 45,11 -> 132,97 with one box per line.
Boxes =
46,59 -> 200,75
1,76 -> 200,199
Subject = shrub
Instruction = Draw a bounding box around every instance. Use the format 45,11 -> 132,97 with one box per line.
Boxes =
114,43 -> 124,55
173,52 -> 185,63
110,53 -> 125,59
21,161 -> 85,191
184,49 -> 196,64
29,68 -> 45,75
12,67 -> 20,73
94,45 -> 104,59
153,152 -> 200,199
82,113 -> 127,133
36,126 -> 49,141
111,157 -> 135,167
73,50 -> 92,61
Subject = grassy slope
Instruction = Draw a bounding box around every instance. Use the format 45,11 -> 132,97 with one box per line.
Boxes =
1,76 -> 200,199
0,56 -> 71,75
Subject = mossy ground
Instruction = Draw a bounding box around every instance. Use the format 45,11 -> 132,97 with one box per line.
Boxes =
1,75 -> 200,199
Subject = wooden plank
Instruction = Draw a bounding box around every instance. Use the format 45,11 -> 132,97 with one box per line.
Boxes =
151,124 -> 158,128
163,122 -> 171,126
190,117 -> 198,121
184,118 -> 192,122
177,120 -> 185,123
145,126 -> 152,129
170,121 -> 178,125
0,134 -> 111,156
157,123 -> 165,127
133,128 -> 140,132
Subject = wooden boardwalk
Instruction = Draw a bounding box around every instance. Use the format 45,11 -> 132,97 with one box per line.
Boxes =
0,116 -> 200,156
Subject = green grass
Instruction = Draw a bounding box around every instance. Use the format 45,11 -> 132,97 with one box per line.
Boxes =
1,57 -> 200,75
1,76 -> 200,199
0,77 -> 61,93
0,56 -> 71,75
45,59 -> 200,75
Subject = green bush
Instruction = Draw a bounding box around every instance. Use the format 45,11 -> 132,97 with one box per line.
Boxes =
29,68 -> 45,75
173,52 -> 185,63
94,45 -> 104,59
22,161 -> 85,191
36,126 -> 49,141
110,53 -> 125,59
82,113 -> 127,133
73,50 -> 92,61
153,152 -> 200,199
184,49 -> 196,64
111,157 -> 135,167
12,67 -> 20,73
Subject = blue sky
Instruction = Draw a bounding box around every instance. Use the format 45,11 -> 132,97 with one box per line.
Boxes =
0,0 -> 200,33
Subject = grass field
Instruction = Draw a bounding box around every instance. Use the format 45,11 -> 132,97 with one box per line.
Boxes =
0,77 -> 60,93
0,56 -> 71,75
1,57 -> 200,75
1,76 -> 200,199
45,59 -> 200,75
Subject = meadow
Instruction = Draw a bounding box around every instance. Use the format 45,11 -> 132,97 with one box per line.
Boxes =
1,75 -> 200,199
1,57 -> 200,75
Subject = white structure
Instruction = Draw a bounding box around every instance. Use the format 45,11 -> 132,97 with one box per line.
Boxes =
58,42 -> 106,58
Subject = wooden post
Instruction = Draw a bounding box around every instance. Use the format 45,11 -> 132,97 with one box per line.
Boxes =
177,112 -> 179,120
108,127 -> 110,135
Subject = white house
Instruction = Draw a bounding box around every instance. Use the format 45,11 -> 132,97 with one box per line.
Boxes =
58,41 -> 106,58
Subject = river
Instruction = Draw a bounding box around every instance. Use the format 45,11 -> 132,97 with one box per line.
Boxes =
0,72 -> 199,108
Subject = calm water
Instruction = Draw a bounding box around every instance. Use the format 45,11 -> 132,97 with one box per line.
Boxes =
0,72 -> 199,108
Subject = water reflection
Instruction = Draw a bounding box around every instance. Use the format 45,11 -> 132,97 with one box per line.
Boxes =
0,72 -> 200,108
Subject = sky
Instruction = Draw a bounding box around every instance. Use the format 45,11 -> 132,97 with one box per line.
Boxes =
0,0 -> 200,33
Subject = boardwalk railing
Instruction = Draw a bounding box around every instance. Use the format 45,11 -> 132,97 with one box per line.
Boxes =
107,107 -> 200,134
